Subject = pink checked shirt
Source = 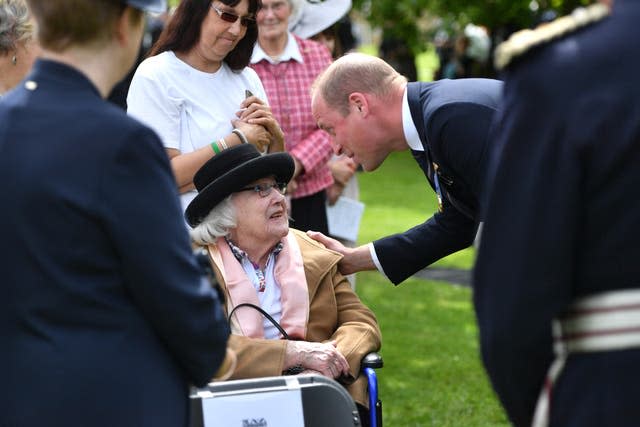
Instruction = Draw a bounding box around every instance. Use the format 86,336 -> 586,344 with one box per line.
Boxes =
251,34 -> 334,199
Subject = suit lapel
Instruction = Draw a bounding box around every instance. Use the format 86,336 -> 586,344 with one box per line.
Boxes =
407,82 -> 436,186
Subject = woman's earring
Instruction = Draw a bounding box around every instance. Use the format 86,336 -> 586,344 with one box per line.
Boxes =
11,55 -> 17,65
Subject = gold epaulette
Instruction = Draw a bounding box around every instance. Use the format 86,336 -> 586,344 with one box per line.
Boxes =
494,3 -> 610,70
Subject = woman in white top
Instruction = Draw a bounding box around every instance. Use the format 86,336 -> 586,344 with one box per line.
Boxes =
128,0 -> 284,211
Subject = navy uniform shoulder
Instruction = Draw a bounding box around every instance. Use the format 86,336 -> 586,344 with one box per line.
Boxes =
494,3 -> 610,70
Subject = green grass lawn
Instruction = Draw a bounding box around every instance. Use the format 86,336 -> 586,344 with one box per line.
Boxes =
354,151 -> 509,426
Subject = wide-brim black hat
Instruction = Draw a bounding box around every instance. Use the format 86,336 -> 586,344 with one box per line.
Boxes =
185,144 -> 294,227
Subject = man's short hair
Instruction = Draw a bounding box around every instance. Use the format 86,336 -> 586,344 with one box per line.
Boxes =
313,52 -> 406,116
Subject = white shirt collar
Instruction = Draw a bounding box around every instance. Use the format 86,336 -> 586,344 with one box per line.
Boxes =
402,87 -> 423,152
251,33 -> 304,65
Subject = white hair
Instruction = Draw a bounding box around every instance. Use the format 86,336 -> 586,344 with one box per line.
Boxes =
190,196 -> 237,245
0,0 -> 33,54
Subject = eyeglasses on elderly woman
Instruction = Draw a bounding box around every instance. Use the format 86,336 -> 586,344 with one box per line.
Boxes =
211,3 -> 255,27
236,182 -> 287,197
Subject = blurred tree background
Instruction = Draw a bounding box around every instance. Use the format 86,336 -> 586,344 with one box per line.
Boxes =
351,0 -> 599,79
353,0 -> 597,55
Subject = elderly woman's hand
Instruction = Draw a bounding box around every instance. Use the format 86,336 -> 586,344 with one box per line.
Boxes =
285,340 -> 350,380
237,96 -> 285,153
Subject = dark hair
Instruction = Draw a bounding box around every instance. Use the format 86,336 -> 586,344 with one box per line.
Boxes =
149,0 -> 260,71
311,24 -> 341,59
27,0 -> 139,52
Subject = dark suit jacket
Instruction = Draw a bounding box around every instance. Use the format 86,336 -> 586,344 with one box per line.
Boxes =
0,60 -> 229,427
373,79 -> 502,284
474,1 -> 640,425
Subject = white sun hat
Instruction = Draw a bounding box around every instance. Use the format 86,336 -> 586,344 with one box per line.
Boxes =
288,0 -> 352,39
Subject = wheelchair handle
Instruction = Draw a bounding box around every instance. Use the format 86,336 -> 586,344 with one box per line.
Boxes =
362,352 -> 383,370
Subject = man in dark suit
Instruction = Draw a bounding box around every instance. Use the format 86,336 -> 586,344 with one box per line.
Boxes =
309,52 -> 502,285
474,1 -> 640,426
0,1 -> 229,426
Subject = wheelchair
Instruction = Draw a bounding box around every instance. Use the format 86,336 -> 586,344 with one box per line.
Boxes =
191,250 -> 383,426
190,352 -> 383,427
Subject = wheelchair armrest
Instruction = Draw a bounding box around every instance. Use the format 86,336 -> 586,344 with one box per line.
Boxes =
362,352 -> 383,370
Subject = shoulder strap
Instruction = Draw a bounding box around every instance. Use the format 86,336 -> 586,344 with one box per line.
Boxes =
227,303 -> 291,340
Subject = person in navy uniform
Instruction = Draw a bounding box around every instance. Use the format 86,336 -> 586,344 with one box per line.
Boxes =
308,52 -> 502,285
474,1 -> 640,426
0,1 -> 230,426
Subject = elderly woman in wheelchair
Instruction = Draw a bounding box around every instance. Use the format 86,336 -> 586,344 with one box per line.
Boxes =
186,144 -> 381,425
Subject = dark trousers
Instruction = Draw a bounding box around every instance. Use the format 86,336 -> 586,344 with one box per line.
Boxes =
290,190 -> 329,235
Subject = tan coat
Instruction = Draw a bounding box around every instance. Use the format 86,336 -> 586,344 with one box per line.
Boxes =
210,229 -> 381,406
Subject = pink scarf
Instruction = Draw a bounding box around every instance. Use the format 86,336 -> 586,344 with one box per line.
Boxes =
208,231 -> 309,339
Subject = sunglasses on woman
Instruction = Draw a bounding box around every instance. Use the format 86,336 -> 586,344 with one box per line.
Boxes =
211,4 -> 255,27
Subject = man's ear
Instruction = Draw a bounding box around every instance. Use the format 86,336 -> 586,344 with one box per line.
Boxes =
114,6 -> 137,46
348,92 -> 367,115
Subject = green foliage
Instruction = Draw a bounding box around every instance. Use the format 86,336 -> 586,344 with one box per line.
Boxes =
353,0 -> 601,55
415,46 -> 439,82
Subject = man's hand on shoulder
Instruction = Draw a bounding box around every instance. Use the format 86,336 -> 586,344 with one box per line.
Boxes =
306,231 -> 376,275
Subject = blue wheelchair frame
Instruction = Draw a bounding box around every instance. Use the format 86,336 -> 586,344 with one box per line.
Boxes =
362,352 -> 384,427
